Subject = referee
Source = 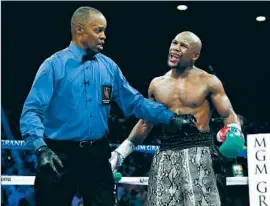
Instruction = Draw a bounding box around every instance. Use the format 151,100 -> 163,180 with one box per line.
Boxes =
20,6 -> 185,206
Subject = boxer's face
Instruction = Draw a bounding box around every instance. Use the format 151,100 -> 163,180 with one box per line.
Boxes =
168,34 -> 198,69
77,13 -> 107,54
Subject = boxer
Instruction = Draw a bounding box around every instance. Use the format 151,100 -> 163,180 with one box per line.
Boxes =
110,31 -> 244,206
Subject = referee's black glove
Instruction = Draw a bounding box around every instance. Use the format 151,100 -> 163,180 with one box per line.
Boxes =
36,146 -> 63,178
170,114 -> 197,130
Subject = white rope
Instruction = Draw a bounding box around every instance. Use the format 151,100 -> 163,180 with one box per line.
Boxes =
1,175 -> 248,186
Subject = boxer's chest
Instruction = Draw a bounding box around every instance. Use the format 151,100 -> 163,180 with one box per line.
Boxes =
154,78 -> 209,108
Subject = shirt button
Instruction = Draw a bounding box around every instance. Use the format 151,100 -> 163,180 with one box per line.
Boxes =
88,98 -> 92,102
89,115 -> 92,118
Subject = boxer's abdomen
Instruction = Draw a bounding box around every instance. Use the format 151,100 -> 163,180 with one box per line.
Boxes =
162,100 -> 212,135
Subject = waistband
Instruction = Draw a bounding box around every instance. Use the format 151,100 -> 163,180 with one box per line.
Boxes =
159,131 -> 215,150
44,136 -> 108,150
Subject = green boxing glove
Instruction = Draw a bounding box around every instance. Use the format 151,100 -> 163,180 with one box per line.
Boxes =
217,123 -> 245,158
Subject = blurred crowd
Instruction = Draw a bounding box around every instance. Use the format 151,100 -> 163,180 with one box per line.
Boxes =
1,104 -> 270,206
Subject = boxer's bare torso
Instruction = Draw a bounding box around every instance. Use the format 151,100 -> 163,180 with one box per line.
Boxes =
127,32 -> 239,144
149,67 -> 215,133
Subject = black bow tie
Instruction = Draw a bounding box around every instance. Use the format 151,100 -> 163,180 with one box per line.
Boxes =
82,54 -> 96,63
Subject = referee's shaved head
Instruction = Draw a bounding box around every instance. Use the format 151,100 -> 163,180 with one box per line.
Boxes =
71,6 -> 102,36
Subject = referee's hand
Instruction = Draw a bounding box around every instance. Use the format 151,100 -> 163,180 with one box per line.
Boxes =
36,146 -> 64,178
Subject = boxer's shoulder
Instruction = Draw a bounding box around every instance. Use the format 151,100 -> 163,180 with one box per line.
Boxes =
156,71 -> 173,81
150,75 -> 167,85
147,75 -> 168,94
205,73 -> 224,92
192,67 -> 210,78
193,68 -> 221,84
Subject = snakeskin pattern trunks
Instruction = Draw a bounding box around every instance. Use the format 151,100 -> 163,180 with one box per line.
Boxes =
147,132 -> 227,206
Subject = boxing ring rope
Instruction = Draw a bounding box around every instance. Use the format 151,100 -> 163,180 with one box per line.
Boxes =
1,175 -> 248,186
1,140 -> 248,156
1,140 -> 248,186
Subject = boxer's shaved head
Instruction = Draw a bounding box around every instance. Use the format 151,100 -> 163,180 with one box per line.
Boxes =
176,31 -> 202,55
71,6 -> 103,36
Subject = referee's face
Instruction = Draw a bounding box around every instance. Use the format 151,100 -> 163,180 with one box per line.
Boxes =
82,13 -> 107,54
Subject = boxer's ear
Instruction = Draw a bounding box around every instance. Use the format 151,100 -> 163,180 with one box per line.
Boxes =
192,52 -> 200,61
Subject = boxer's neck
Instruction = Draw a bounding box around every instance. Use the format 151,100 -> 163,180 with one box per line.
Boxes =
171,66 -> 195,78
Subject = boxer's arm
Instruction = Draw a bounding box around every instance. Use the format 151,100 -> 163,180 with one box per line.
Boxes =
20,60 -> 54,152
110,79 -> 156,171
127,119 -> 154,145
209,75 -> 245,157
127,80 -> 156,145
113,118 -> 154,164
209,75 -> 241,127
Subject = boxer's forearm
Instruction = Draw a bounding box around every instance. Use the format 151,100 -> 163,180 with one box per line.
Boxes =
127,119 -> 154,145
114,120 -> 153,160
223,110 -> 241,129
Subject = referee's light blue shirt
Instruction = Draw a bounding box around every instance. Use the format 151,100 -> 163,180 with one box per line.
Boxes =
20,42 -> 174,151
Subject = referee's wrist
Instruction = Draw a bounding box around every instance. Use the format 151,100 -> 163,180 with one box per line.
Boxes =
36,146 -> 48,156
